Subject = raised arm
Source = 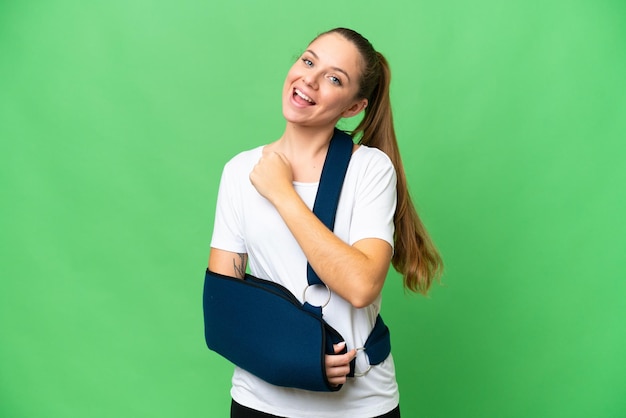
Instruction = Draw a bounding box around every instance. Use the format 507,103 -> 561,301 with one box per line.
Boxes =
271,193 -> 391,308
250,150 -> 393,308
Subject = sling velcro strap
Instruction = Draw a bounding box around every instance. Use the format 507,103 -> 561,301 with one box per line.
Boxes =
349,314 -> 391,377
203,129 -> 391,391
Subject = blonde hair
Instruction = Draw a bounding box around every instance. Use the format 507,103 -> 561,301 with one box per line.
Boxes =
320,28 -> 443,294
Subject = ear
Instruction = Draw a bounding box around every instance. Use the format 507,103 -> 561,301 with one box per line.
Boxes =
341,98 -> 368,119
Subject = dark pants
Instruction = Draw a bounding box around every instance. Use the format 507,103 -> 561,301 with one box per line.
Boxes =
231,399 -> 401,418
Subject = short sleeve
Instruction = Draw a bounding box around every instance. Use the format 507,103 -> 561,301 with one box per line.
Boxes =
210,161 -> 247,253
348,151 -> 397,248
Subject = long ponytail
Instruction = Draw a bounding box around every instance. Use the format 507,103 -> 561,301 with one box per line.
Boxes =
322,28 -> 443,294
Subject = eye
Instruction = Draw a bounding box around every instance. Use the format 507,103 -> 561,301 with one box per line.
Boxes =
301,58 -> 313,67
329,75 -> 342,86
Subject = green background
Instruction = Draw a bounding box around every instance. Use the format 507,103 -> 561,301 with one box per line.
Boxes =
1,0 -> 625,417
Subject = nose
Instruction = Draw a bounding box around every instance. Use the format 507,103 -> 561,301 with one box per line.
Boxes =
302,72 -> 319,89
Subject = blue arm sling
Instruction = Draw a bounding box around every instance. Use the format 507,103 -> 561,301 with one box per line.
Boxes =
203,128 -> 391,392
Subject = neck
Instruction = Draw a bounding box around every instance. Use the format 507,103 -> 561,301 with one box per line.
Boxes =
272,123 -> 337,183
277,123 -> 336,159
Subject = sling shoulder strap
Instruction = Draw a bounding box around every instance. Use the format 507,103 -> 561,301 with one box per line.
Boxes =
306,128 -> 354,287
304,128 -> 391,378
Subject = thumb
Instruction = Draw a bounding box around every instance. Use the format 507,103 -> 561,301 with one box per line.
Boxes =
333,341 -> 346,354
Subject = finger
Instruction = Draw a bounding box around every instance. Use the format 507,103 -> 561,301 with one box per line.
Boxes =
327,349 -> 357,366
326,351 -> 352,368
333,341 -> 346,354
325,363 -> 350,387
328,375 -> 348,386
326,362 -> 351,377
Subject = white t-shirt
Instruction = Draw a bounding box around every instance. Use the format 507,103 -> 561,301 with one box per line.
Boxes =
210,143 -> 399,418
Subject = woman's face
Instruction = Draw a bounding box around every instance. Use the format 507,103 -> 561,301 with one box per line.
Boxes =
282,33 -> 368,128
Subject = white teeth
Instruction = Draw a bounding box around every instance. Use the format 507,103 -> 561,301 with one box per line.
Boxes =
295,88 -> 314,104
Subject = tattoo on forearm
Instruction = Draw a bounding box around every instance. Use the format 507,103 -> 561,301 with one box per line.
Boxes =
233,253 -> 246,278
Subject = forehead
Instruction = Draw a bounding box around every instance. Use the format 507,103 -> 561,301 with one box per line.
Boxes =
307,33 -> 363,76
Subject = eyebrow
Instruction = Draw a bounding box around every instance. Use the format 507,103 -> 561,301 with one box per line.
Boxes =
305,49 -> 351,83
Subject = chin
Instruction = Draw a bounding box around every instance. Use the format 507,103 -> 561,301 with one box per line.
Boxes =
282,101 -> 307,125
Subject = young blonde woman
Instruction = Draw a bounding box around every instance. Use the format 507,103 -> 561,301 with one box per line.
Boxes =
208,27 -> 442,418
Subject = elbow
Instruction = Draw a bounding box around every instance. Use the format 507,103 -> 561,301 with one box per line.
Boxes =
339,240 -> 391,308
345,274 -> 384,309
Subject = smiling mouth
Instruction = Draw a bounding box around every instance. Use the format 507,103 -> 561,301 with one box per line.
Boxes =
294,88 -> 316,105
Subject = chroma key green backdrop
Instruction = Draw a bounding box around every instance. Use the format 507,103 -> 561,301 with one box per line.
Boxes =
1,0 -> 625,417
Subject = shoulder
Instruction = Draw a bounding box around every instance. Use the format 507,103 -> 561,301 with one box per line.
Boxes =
342,145 -> 397,200
216,146 -> 264,191
349,145 -> 396,177
219,146 -> 264,184
223,146 -> 264,171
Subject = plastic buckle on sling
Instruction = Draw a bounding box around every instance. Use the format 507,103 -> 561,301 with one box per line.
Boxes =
353,347 -> 372,377
302,284 -> 331,308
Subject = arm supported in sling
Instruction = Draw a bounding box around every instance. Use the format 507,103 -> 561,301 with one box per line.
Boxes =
202,129 -> 391,392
